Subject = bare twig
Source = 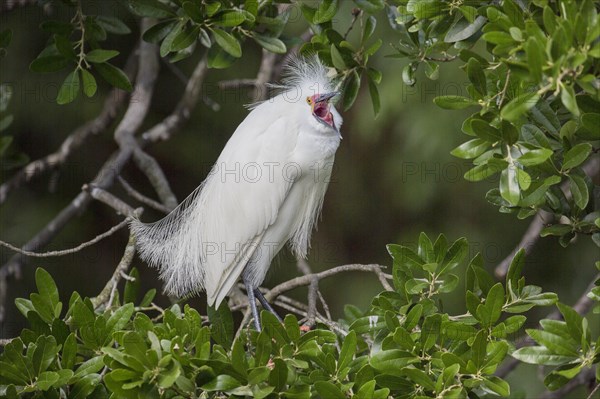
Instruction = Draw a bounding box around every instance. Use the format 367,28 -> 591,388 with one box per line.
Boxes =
496,272 -> 600,378
0,218 -> 130,258
218,79 -> 258,90
143,56 -> 208,143
265,264 -> 390,302
84,184 -> 140,218
118,177 -> 172,214
253,50 -> 277,102
91,233 -> 137,310
132,149 -> 178,210
0,51 -> 137,205
297,259 -> 319,327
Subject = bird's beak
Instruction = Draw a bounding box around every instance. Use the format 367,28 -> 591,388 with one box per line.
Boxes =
315,91 -> 339,103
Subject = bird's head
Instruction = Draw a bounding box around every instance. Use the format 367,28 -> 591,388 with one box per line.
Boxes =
306,91 -> 339,130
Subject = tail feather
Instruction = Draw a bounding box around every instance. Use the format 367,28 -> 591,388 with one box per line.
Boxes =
129,185 -> 205,298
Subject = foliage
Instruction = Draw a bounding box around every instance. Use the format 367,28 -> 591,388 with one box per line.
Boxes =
389,0 -> 600,247
1,234 -> 596,398
2,0 -> 599,397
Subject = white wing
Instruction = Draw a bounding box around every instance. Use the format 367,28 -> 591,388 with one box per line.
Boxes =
131,100 -> 299,306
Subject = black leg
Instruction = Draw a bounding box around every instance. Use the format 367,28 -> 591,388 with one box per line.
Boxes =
243,277 -> 261,331
254,288 -> 282,322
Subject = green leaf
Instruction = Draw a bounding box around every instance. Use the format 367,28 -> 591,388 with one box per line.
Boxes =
540,224 -> 572,237
482,376 -> 510,397
353,0 -> 385,14
569,175 -> 589,209
35,371 -> 59,391
54,35 -> 76,59
560,85 -> 579,116
207,301 -> 233,348
30,55 -> 69,73
511,346 -> 577,365
170,26 -> 200,52
268,358 -> 288,392
501,92 -> 540,122
362,16 -> 376,43
56,70 -> 80,105
451,139 -> 489,159
202,375 -> 241,392
314,0 -> 338,24
211,28 -> 242,58
94,62 -> 132,91
212,11 -> 247,27
433,95 -> 476,109
142,20 -> 177,43
367,72 -> 380,116
32,335 -> 58,376
61,333 -> 77,369
129,0 -> 176,18
330,44 -> 347,70
182,1 -> 203,23
526,37 -> 544,82
562,143 -> 592,170
338,330 -> 357,372
70,373 -> 101,399
35,268 -> 59,307
342,69 -> 360,111
500,166 -> 520,206
80,69 -> 97,97
466,58 -> 486,96
96,16 -> 131,35
517,148 -> 553,166
73,356 -> 104,379
370,350 -> 419,374
314,381 -> 346,399
252,34 -> 286,54
526,329 -> 579,356
580,113 -> 600,140
207,45 -> 236,69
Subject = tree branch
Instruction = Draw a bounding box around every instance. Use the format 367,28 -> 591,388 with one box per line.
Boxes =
265,264 -> 391,302
0,39 -> 209,323
118,177 -> 171,214
0,50 -> 137,205
0,218 -> 130,258
91,233 -> 137,310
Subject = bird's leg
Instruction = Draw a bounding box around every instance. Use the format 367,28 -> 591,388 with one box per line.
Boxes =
243,277 -> 261,331
254,288 -> 282,322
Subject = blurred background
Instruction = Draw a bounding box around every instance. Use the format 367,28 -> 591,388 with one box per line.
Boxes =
0,2 -> 597,396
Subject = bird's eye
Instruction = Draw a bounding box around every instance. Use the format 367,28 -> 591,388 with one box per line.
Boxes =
306,97 -> 312,105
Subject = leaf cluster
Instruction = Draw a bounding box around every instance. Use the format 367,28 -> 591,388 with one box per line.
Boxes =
390,0 -> 599,248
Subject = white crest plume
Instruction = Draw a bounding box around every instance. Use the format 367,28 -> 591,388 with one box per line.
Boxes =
130,56 -> 341,308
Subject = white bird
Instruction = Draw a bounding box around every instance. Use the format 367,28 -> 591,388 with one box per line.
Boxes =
130,57 -> 342,330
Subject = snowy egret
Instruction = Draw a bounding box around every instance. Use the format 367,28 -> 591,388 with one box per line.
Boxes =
131,58 -> 343,330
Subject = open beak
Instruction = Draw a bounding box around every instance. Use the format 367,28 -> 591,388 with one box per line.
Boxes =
315,91 -> 339,103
